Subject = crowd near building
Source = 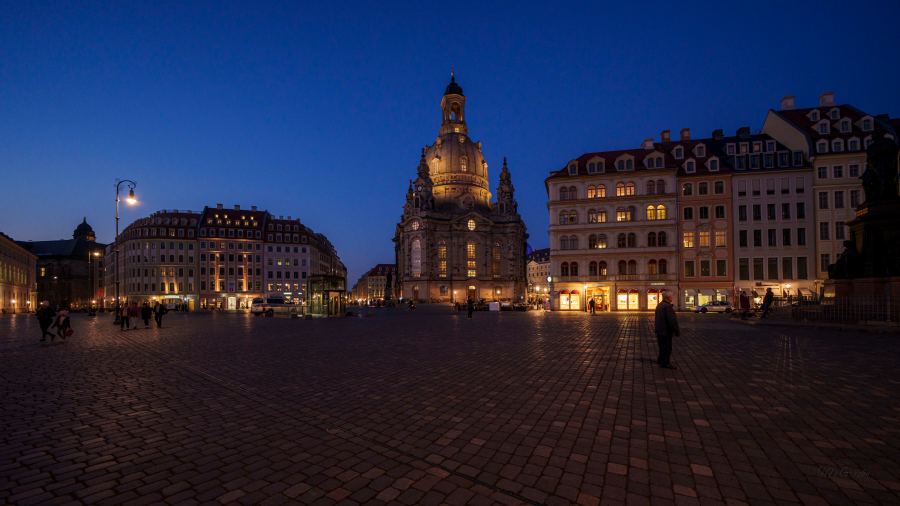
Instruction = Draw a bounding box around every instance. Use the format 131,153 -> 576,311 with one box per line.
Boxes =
103,204 -> 346,313
350,263 -> 396,304
394,73 -> 528,303
0,232 -> 37,313
547,92 -> 898,311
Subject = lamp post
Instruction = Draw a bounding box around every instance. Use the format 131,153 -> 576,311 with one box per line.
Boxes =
88,250 -> 100,314
114,179 -> 138,322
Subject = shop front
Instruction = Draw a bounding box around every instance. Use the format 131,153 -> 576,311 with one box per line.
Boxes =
585,286 -> 610,312
615,289 -> 640,310
682,288 -> 730,310
557,289 -> 581,311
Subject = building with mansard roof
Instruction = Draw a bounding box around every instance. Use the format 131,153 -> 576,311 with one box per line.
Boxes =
393,74 -> 527,303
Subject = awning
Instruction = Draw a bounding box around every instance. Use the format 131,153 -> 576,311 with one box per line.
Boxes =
570,290 -> 580,295
559,289 -> 569,294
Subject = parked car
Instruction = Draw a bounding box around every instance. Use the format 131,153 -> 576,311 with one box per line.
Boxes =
695,300 -> 733,313
251,297 -> 302,317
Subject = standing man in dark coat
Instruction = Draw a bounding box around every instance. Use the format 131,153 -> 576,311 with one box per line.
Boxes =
654,290 -> 680,369
761,288 -> 774,319
466,298 -> 474,318
153,301 -> 168,328
588,298 -> 596,315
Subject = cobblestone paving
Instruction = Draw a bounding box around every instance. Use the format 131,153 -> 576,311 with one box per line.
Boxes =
1,308 -> 899,505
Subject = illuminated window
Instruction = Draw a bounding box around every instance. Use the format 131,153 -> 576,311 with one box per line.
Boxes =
596,185 -> 606,198
438,244 -> 447,278
646,205 -> 657,221
683,232 -> 695,248
460,156 -> 468,172
699,231 -> 710,247
715,230 -> 726,247
467,219 -> 476,231
467,242 -> 476,278
656,205 -> 666,220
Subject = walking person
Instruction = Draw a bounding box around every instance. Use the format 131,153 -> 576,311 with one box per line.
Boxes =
588,298 -> 596,315
119,303 -> 131,331
466,298 -> 474,319
153,301 -> 168,328
141,302 -> 152,328
761,288 -> 774,319
51,306 -> 72,341
37,301 -> 55,343
739,290 -> 750,320
654,290 -> 679,369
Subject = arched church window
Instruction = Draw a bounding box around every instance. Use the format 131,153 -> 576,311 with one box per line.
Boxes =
411,239 -> 422,278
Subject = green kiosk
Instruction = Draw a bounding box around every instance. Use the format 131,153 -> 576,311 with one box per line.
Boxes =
306,275 -> 346,317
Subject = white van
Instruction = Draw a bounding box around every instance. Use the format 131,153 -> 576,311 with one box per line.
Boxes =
250,297 -> 302,317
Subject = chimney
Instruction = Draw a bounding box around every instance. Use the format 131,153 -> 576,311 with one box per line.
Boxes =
780,95 -> 796,110
641,138 -> 654,150
680,128 -> 691,141
712,129 -> 724,140
251,205 -> 257,211
819,91 -> 835,107
234,204 -> 240,210
737,126 -> 751,138
660,129 -> 671,142
216,203 -> 223,209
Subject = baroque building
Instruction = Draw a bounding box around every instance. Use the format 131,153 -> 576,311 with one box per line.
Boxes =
1,232 -> 37,313
394,74 -> 527,303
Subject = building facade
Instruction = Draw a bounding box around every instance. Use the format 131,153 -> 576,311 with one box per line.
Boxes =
117,210 -> 200,310
394,74 -> 527,303
719,130 -> 817,300
674,132 -> 734,308
352,264 -> 395,304
763,92 -> 894,293
546,137 -> 678,311
110,204 -> 344,311
18,219 -> 106,309
0,232 -> 37,313
526,248 -> 550,303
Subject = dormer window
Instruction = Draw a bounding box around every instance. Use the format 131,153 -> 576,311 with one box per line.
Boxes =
588,162 -> 596,173
695,145 -> 706,157
626,159 -> 633,170
708,158 -> 719,172
840,119 -> 850,133
673,146 -> 683,159
766,140 -> 775,152
685,160 -> 696,173
831,139 -> 844,152
816,140 -> 828,153
829,108 -> 840,120
809,110 -> 820,122
753,141 -> 762,153
616,160 -> 624,171
568,163 -> 577,175
726,143 -> 735,155
862,118 -> 873,131
739,143 -> 749,154
818,121 -> 830,135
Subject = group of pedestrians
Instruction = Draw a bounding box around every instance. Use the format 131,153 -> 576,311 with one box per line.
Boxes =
119,301 -> 168,330
36,302 -> 72,344
739,287 -> 775,319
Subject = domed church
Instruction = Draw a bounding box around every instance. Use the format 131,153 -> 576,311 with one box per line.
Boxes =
394,73 -> 527,303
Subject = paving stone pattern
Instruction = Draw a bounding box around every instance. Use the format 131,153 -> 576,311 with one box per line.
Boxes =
1,308 -> 899,505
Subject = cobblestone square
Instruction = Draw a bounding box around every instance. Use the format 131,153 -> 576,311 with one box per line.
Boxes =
1,309 -> 899,505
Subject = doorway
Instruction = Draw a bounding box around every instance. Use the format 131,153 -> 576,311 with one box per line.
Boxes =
467,285 -> 476,301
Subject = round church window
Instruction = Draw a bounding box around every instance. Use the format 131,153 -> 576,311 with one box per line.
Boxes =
467,219 -> 476,231
411,220 -> 420,231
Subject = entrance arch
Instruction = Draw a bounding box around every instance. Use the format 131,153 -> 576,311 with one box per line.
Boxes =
467,285 -> 476,301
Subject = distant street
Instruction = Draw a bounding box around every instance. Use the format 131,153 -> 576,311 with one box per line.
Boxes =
1,308 -> 899,505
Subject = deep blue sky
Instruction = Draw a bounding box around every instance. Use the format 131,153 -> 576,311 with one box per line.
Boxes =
2,1 -> 899,281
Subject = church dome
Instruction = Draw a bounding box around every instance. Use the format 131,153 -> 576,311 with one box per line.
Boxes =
73,217 -> 96,241
425,74 -> 492,210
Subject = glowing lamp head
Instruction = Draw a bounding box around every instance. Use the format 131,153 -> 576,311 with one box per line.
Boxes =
126,188 -> 137,205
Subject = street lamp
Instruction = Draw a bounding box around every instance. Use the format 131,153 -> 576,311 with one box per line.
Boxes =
11,299 -> 16,314
88,250 -> 100,313
114,179 -> 138,322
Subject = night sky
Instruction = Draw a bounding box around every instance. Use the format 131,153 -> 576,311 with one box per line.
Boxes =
2,1 -> 899,281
